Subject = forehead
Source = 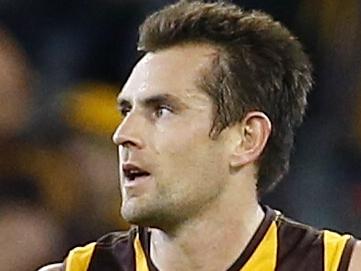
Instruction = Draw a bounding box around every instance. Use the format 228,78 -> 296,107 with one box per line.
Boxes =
119,44 -> 218,102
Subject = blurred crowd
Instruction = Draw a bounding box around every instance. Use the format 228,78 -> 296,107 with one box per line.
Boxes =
0,1 -> 360,270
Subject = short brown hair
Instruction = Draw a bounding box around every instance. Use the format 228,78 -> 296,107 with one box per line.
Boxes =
138,0 -> 313,196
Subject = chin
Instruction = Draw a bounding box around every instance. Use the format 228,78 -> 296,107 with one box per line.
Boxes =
121,202 -> 173,229
121,201 -> 152,226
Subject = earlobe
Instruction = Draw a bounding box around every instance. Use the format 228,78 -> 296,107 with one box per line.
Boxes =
230,111 -> 271,168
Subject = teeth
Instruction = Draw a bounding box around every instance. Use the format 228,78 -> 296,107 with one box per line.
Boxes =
125,169 -> 148,177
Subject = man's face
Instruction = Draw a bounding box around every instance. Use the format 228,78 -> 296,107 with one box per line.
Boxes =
113,45 -> 231,229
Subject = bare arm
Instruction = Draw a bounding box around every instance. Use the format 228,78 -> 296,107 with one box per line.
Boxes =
37,263 -> 64,271
348,241 -> 361,271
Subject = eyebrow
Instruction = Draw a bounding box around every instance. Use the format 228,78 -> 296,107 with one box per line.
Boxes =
117,93 -> 188,110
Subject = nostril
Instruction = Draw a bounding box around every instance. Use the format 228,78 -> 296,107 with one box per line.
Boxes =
112,132 -> 134,147
121,140 -> 139,148
111,125 -> 145,149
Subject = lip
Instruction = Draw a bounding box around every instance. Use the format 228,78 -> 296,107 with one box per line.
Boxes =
122,162 -> 148,171
123,174 -> 153,188
122,162 -> 153,188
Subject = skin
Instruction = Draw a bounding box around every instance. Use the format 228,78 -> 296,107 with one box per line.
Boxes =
114,44 -> 235,231
112,44 -> 270,271
349,242 -> 361,270
39,44 -> 361,270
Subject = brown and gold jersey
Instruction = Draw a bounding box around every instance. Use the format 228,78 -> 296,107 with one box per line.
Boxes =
62,206 -> 356,271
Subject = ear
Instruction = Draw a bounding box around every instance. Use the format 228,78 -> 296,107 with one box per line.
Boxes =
229,111 -> 271,168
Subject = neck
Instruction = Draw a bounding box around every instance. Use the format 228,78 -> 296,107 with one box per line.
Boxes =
150,175 -> 264,271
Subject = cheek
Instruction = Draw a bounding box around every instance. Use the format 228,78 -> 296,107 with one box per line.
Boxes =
153,114 -> 213,154
149,113 -> 228,186
153,123 -> 208,160
154,125 -> 227,185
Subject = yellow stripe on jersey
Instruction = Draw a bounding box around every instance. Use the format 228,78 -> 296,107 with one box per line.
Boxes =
323,230 -> 351,271
65,242 -> 96,271
134,233 -> 150,271
241,221 -> 278,271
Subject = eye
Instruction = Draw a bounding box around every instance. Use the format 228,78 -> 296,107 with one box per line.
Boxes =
154,105 -> 173,118
119,107 -> 131,117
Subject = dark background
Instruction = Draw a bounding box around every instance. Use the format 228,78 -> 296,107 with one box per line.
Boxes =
0,1 -> 361,270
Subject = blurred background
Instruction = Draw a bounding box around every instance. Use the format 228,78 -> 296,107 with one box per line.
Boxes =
0,0 -> 360,270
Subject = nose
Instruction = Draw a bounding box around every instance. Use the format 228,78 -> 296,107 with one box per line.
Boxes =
112,114 -> 145,149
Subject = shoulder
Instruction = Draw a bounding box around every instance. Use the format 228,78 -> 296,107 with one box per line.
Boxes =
37,263 -> 64,271
348,240 -> 361,271
36,231 -> 135,271
52,229 -> 137,271
274,210 -> 356,270
68,229 -> 134,255
276,213 -> 325,246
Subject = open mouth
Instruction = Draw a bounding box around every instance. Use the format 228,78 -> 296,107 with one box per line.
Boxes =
122,164 -> 151,181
